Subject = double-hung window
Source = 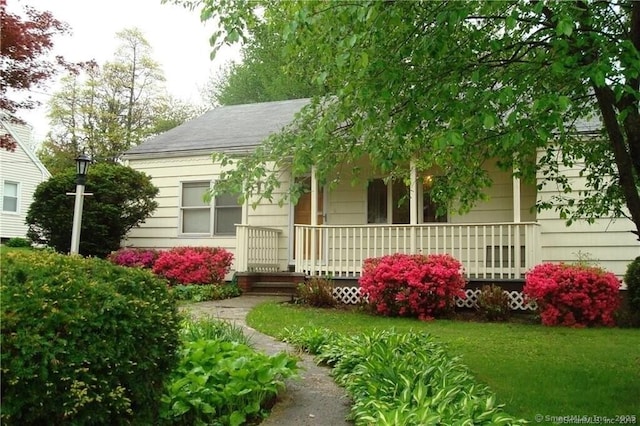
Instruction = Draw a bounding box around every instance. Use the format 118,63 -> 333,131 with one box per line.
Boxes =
2,182 -> 19,213
180,181 -> 242,236
214,193 -> 242,235
181,181 -> 211,234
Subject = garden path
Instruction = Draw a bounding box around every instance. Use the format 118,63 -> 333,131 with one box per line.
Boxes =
184,296 -> 353,426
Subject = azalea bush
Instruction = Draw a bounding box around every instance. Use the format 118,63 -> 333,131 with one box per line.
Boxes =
359,253 -> 466,320
153,246 -> 234,285
523,263 -> 620,327
108,247 -> 160,269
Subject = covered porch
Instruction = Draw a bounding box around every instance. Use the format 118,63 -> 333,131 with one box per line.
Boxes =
235,161 -> 541,280
293,222 -> 540,279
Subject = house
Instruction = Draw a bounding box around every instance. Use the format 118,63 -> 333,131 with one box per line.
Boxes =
123,98 -> 639,298
0,113 -> 51,241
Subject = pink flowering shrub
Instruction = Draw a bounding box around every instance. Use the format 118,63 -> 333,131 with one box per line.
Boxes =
152,247 -> 234,285
108,248 -> 159,269
523,263 -> 620,327
359,253 -> 466,321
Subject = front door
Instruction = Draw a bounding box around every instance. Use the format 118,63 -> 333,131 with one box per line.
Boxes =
293,184 -> 324,260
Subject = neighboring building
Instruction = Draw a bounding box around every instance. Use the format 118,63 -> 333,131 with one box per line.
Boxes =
0,113 -> 51,241
123,99 -> 638,286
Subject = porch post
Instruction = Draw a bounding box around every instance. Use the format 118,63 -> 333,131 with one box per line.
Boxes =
512,174 -> 521,223
310,166 -> 318,273
410,160 -> 418,253
311,166 -> 318,226
513,172 -> 522,277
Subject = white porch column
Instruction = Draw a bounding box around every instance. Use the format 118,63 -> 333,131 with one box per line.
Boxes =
241,193 -> 249,225
410,161 -> 418,253
512,174 -> 521,223
513,172 -> 522,277
310,166 -> 318,272
311,166 -> 318,226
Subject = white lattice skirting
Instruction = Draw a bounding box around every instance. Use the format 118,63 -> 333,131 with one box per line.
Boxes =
332,287 -> 537,311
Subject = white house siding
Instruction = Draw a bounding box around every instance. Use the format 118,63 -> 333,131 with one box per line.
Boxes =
537,159 -> 639,279
125,155 -> 292,273
0,120 -> 50,240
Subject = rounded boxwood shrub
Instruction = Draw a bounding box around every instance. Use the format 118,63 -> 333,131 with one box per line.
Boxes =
523,262 -> 620,327
359,253 -> 466,320
1,250 -> 181,425
624,256 -> 640,315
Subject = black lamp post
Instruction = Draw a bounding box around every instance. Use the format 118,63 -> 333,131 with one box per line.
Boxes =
70,153 -> 91,254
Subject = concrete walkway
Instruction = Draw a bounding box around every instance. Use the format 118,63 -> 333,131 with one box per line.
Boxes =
183,296 -> 352,425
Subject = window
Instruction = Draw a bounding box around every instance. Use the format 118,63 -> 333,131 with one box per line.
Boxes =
2,182 -> 18,213
367,179 -> 387,223
181,181 -> 211,234
367,176 -> 447,224
214,193 -> 242,235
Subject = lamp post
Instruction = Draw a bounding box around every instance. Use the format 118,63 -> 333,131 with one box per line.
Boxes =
70,153 -> 91,255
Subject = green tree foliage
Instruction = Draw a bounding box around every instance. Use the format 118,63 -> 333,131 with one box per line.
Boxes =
179,0 -> 640,239
204,24 -> 325,106
39,28 -> 200,173
26,163 -> 159,257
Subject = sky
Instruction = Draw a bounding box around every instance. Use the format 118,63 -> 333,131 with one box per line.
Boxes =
9,0 -> 241,143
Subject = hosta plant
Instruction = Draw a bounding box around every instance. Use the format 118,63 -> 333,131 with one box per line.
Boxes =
153,246 -> 233,285
160,339 -> 298,426
284,328 -> 524,425
359,253 -> 466,320
523,262 -> 620,327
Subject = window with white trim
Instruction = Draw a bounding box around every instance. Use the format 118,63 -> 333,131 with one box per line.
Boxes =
2,182 -> 19,213
181,181 -> 211,234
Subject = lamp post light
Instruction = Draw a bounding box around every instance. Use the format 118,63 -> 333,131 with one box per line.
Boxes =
70,153 -> 91,255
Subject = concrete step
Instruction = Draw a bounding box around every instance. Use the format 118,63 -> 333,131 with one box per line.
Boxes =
245,281 -> 298,296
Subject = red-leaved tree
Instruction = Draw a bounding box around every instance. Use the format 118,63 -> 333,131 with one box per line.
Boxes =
0,0 -> 70,151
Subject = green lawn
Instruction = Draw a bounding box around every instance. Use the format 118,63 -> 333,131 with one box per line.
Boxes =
247,302 -> 640,422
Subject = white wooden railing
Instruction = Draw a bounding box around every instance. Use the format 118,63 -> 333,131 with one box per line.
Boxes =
235,225 -> 282,272
294,222 -> 541,279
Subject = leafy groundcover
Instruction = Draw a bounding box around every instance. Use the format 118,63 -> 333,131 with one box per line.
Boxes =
284,328 -> 525,425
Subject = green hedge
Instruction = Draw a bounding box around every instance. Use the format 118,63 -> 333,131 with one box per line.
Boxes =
1,251 -> 181,425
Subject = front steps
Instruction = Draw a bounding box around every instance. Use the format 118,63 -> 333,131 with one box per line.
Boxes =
236,272 -> 306,296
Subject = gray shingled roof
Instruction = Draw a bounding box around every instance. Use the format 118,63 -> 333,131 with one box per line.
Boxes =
124,98 -> 310,158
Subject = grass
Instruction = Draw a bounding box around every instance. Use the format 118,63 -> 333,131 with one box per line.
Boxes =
247,302 -> 640,422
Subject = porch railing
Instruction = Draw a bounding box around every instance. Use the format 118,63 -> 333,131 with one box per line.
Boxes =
235,225 -> 282,272
294,222 -> 541,279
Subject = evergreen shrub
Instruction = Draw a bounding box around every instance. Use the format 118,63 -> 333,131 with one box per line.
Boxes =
1,250 -> 181,425
624,257 -> 640,315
